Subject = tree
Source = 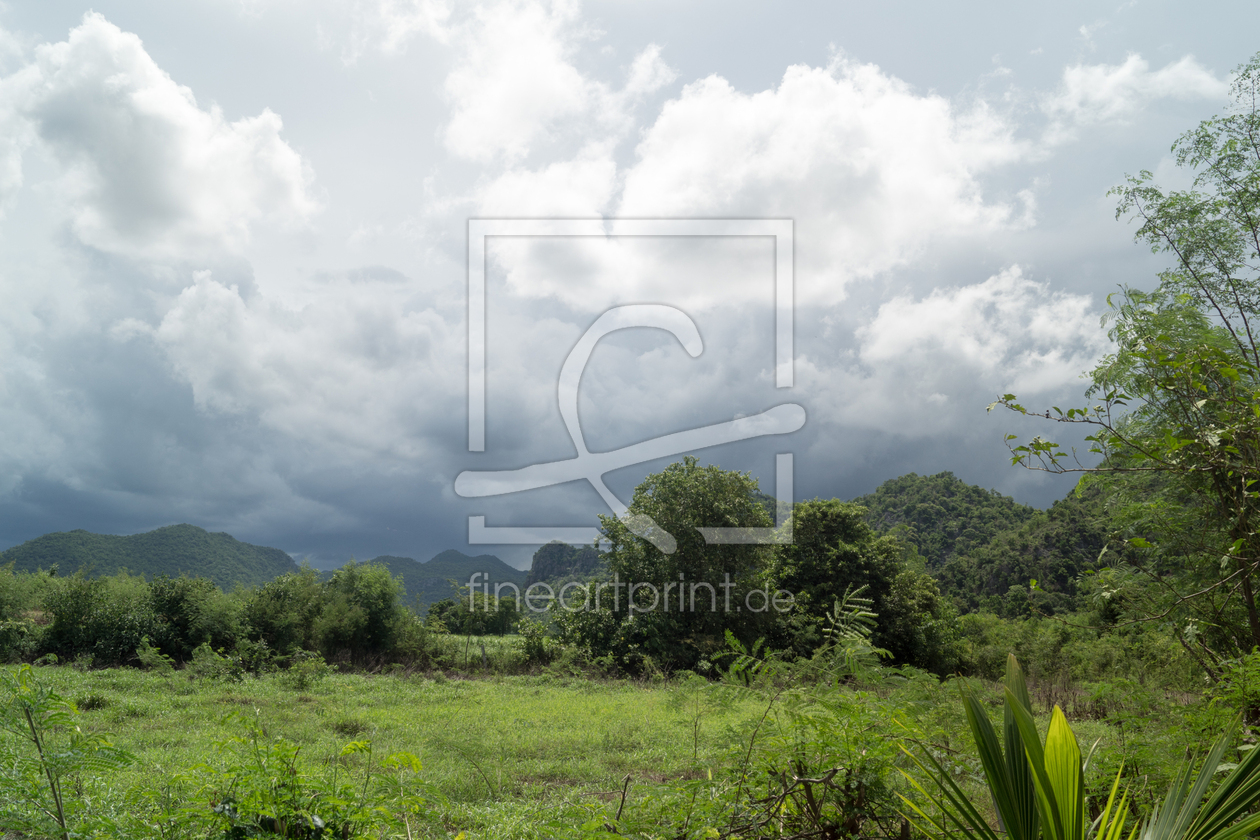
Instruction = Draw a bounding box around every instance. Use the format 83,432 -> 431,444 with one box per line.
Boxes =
557,456 -> 776,673
242,567 -> 325,656
778,499 -> 961,673
992,52 -> 1260,666
315,560 -> 409,664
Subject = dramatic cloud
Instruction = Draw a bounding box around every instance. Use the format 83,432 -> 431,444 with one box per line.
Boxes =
0,3 -> 1244,563
134,271 -> 463,461
623,59 -> 1034,304
440,1 -> 673,164
800,266 -> 1110,435
478,55 -> 1032,309
6,13 -> 319,259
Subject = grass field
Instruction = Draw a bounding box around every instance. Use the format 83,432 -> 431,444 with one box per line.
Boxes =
1,643 -> 1224,840
21,660 -> 771,838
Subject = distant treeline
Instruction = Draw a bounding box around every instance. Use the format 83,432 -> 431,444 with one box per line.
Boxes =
0,469 -> 1159,680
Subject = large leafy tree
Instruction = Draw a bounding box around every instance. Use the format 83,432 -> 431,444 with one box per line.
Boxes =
557,456 -> 775,672
779,499 -> 961,673
993,53 -> 1260,666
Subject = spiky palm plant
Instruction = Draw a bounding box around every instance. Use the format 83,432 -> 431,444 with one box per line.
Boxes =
902,655 -> 1260,840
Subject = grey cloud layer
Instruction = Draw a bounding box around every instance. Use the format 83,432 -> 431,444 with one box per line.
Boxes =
0,2 -> 1243,565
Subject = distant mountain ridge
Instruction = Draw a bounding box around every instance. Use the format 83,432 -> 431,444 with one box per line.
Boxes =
367,550 -> 527,613
1,470 -> 1114,621
854,472 -> 1120,616
1,524 -> 527,614
0,524 -> 298,591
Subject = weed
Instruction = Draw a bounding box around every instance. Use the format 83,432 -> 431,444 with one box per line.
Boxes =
0,664 -> 134,840
282,650 -> 334,690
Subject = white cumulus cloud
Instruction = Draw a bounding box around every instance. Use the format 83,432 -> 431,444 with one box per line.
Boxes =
488,56 -> 1030,308
145,271 -> 461,461
801,266 -> 1111,435
1043,54 -> 1228,142
6,12 -> 319,260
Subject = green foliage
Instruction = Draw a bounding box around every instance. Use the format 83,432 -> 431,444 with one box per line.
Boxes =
189,641 -> 246,681
572,456 -> 777,673
427,592 -> 520,635
938,483 -> 1119,616
954,610 -> 1199,689
135,635 -> 175,674
992,51 -> 1260,661
0,562 -> 51,621
315,561 -> 410,665
39,571 -> 157,667
1212,649 -> 1260,723
641,622 -> 926,840
903,656 -> 1117,840
815,585 -> 890,676
242,562 -> 423,668
0,664 -> 133,840
198,712 -> 434,839
149,574 -> 243,663
905,655 -> 1260,840
244,568 -> 326,657
779,499 -> 961,673
280,650 -> 334,690
516,616 -> 552,666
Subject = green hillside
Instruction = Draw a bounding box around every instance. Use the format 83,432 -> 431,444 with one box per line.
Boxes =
855,473 -> 1126,617
367,550 -> 527,614
935,484 -> 1120,616
1,524 -> 297,590
524,542 -> 604,587
856,472 -> 1037,567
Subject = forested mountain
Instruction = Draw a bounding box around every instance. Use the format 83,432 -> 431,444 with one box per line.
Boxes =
856,472 -> 1037,567
935,487 -> 1117,615
0,472 -> 1119,624
854,473 -> 1124,617
0,524 -> 297,590
525,542 -> 604,587
368,550 -> 526,613
1,524 -> 527,615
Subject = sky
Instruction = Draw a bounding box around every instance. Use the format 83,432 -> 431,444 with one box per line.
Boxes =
0,1 -> 1255,569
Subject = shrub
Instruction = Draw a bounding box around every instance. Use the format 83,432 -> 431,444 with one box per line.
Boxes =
188,642 -> 243,682
148,574 -> 242,663
243,568 -> 324,656
281,650 -> 333,690
39,572 -> 157,667
135,635 -> 175,674
314,561 -> 408,665
0,618 -> 39,664
0,665 -> 134,839
517,617 -> 551,666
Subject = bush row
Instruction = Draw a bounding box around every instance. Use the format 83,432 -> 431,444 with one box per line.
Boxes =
0,562 -> 433,671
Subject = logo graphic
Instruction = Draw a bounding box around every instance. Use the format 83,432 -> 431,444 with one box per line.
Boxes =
458,219 -> 801,550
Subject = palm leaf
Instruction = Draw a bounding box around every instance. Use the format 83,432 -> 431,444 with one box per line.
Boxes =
1004,656 -> 1041,840
1137,716 -> 1260,840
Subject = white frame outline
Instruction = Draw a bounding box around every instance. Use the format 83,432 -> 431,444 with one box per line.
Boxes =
466,218 -> 795,545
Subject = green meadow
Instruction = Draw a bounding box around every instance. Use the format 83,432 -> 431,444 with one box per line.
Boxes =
1,645 -> 1226,840
10,660 -> 765,838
